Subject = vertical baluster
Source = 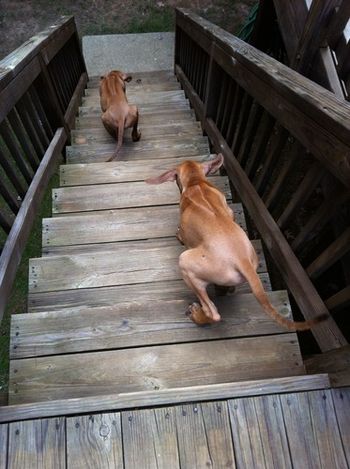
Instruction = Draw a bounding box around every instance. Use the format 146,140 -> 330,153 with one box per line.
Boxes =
0,121 -> 33,184
216,73 -> 229,132
0,142 -> 27,198
28,86 -> 54,140
245,113 -> 275,179
20,92 -> 50,150
231,93 -> 253,156
15,100 -> 45,159
7,109 -> 39,171
220,79 -> 235,139
0,172 -> 21,214
225,83 -> 242,147
237,102 -> 263,166
0,209 -> 13,234
254,125 -> 289,196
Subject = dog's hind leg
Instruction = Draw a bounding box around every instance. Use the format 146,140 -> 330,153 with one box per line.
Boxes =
179,250 -> 221,325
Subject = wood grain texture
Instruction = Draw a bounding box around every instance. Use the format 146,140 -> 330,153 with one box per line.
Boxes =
0,424 -> 8,468
43,203 -> 246,247
66,136 -> 210,163
11,290 -> 291,358
81,89 -> 187,107
228,395 -> 292,468
0,375 -> 331,424
79,100 -> 191,117
122,407 -> 180,468
28,274 -> 272,313
60,155 -> 215,186
331,387 -> 350,466
52,175 -> 230,214
9,334 -> 304,404
75,109 -> 196,129
72,122 -> 201,144
305,345 -> 350,387
7,418 -> 65,469
66,413 -> 123,469
30,238 -> 266,293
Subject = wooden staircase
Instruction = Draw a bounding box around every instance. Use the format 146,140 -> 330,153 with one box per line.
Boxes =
9,70 -> 306,405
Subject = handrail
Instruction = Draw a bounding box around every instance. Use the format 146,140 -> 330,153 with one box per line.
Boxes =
174,8 -> 350,352
0,17 -> 88,319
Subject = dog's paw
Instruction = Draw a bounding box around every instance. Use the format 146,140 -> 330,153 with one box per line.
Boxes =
133,131 -> 141,142
186,303 -> 215,326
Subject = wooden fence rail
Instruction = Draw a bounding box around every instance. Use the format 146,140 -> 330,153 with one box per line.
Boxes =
175,8 -> 350,353
0,16 -> 87,319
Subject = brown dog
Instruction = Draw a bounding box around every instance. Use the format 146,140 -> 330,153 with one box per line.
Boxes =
100,70 -> 141,161
146,154 -> 328,331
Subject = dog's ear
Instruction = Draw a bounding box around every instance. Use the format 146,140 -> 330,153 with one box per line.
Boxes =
145,169 -> 177,184
121,73 -> 132,82
100,75 -> 105,80
202,153 -> 224,175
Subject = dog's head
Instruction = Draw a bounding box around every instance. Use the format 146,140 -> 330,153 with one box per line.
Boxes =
100,70 -> 132,90
145,154 -> 224,192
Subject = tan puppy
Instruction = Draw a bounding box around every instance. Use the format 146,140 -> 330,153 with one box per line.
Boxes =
146,154 -> 328,330
100,70 -> 141,161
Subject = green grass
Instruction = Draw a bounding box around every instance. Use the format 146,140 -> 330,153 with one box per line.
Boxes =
127,6 -> 174,33
0,169 -> 59,395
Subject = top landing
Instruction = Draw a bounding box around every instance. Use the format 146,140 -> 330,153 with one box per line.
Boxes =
82,32 -> 175,76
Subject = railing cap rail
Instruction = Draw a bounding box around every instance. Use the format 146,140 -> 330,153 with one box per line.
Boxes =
0,15 -> 75,91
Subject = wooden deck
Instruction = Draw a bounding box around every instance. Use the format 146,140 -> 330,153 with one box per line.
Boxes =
1,70 -> 349,467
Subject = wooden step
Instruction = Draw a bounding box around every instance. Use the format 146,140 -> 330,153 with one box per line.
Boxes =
28,274 -> 272,314
79,100 -> 191,117
66,136 -> 210,163
86,88 -> 184,99
81,90 -> 187,107
29,239 -> 267,294
71,122 -> 202,145
60,156 -> 215,186
87,70 -> 177,87
9,334 -> 304,404
75,109 -> 196,129
52,176 -> 229,214
43,204 -> 246,249
11,290 -> 292,359
85,81 -> 181,94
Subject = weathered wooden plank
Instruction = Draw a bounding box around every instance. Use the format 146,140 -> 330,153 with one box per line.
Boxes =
66,413 -> 123,469
85,88 -> 185,100
7,418 -> 65,468
28,274 -> 272,314
0,374 -> 331,424
79,100 -> 191,117
305,345 -> 350,388
307,390 -> 348,468
75,109 -> 196,129
175,402 -> 235,468
9,334 -> 304,404
66,136 -> 210,163
279,392 -> 322,468
88,70 -> 176,86
52,175 -> 229,214
30,236 -> 267,293
0,424 -> 8,468
325,285 -> 350,311
60,155 -> 213,186
11,290 -> 291,359
82,90 -> 187,107
228,395 -> 292,468
43,203 -> 246,247
72,122 -> 202,144
122,407 -> 180,468
331,388 -> 350,466
64,72 -> 88,130
85,82 -> 181,96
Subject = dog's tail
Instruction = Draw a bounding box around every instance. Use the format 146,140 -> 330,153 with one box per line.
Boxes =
107,120 -> 125,162
240,260 -> 328,331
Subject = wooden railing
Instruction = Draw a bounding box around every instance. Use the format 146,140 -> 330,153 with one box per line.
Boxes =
0,16 -> 87,319
175,8 -> 350,353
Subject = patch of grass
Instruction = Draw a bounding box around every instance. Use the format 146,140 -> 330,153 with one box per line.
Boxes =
127,6 -> 174,33
0,169 -> 59,395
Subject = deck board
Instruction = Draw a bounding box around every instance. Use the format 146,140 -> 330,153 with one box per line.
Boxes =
9,334 -> 304,404
11,290 -> 291,358
43,203 -> 246,247
66,413 -> 123,469
59,155 -> 217,186
7,418 -> 65,469
122,407 -> 180,468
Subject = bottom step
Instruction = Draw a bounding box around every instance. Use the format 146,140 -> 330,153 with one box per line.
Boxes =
9,334 -> 304,404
